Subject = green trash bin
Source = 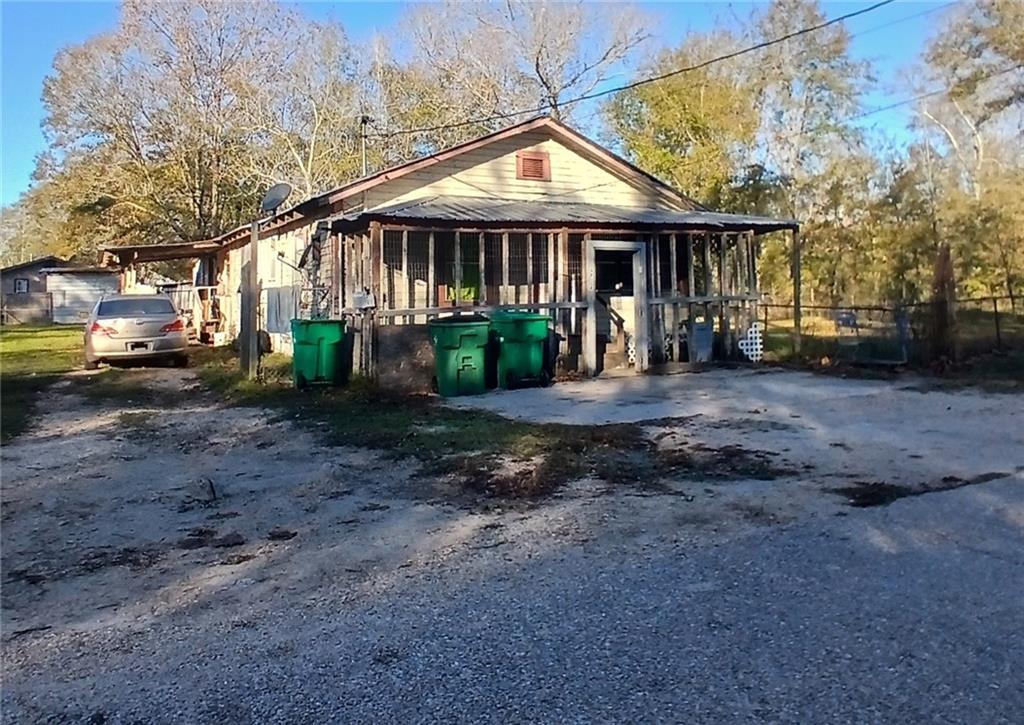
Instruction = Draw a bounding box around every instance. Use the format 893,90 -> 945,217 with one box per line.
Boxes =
428,315 -> 490,397
490,310 -> 551,389
291,318 -> 347,388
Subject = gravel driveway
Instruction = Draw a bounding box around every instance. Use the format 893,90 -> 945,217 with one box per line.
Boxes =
2,369 -> 1022,723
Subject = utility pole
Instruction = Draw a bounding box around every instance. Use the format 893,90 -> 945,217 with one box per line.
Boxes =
359,115 -> 373,177
241,183 -> 292,380
240,219 -> 260,380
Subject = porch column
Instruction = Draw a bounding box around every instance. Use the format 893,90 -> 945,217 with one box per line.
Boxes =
582,235 -> 596,375
718,233 -> 729,357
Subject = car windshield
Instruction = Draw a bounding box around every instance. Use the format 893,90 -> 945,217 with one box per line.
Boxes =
97,298 -> 176,317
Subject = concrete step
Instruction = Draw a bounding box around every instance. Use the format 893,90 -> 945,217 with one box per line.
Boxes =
603,351 -> 630,370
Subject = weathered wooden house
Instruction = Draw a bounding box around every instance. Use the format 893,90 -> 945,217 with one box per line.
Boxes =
104,116 -> 799,386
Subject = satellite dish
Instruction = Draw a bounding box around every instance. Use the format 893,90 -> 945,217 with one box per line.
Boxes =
260,183 -> 292,213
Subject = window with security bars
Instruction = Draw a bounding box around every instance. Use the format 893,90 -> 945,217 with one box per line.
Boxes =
484,233 -> 503,287
508,233 -> 528,286
568,233 -> 584,300
530,233 -> 548,284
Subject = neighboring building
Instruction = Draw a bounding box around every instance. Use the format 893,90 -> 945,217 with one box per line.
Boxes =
43,267 -> 120,324
1,256 -> 67,324
103,116 -> 799,386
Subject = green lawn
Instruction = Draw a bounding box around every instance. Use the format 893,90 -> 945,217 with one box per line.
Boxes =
0,325 -> 85,441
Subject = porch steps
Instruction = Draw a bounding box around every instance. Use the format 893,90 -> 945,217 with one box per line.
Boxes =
602,350 -> 631,371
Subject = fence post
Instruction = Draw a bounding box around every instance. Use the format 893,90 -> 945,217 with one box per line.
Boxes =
993,297 -> 1003,351
791,228 -> 802,355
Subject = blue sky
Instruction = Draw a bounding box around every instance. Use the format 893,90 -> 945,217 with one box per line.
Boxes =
0,1 -> 949,207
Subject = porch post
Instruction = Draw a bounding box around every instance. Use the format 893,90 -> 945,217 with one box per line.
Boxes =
478,232 -> 486,305
686,233 -> 695,298
649,233 -> 664,365
558,227 -> 569,357
367,221 -> 382,378
526,233 -> 534,304
501,232 -> 510,305
583,234 -> 596,375
634,240 -> 650,372
401,230 -> 409,322
427,231 -> 435,310
718,232 -> 729,358
453,230 -> 462,308
670,233 -> 680,361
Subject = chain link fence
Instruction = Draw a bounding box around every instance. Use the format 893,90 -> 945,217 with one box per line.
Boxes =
760,296 -> 1022,367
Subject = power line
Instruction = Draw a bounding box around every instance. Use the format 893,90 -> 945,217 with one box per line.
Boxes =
847,64 -> 1024,122
371,0 -> 897,139
845,0 -> 957,39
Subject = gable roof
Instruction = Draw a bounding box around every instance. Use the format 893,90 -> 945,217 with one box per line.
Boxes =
208,116 -> 706,249
1,256 -> 66,274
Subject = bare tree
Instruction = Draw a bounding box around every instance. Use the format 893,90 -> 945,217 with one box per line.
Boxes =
401,0 -> 650,124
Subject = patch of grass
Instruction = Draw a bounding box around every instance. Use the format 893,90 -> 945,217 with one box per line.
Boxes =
117,410 -> 156,427
0,324 -> 84,441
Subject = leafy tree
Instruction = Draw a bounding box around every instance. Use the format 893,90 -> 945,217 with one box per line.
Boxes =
605,32 -> 758,201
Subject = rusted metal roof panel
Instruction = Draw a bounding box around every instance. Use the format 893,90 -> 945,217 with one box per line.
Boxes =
359,196 -> 797,232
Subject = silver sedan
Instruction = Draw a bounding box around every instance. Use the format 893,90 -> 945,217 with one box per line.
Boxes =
84,294 -> 189,369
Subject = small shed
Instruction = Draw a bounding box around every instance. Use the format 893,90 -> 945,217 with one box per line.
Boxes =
44,267 -> 120,324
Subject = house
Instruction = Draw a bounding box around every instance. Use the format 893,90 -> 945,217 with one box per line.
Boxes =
42,267 -> 120,324
1,256 -> 68,324
102,116 -> 799,386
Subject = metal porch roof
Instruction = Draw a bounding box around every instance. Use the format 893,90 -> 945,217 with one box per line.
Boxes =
355,196 -> 798,233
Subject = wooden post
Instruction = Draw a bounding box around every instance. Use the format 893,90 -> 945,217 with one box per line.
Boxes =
501,231 -> 510,306
558,228 -> 569,302
454,231 -> 463,308
747,231 -> 757,293
240,219 -> 259,380
718,233 -> 729,357
330,233 -> 340,316
370,221 -> 382,301
401,230 -> 410,322
686,233 -> 696,297
670,233 -> 680,361
650,234 -> 664,365
582,235 -> 596,375
526,232 -> 534,304
702,232 -> 712,297
547,232 -> 555,305
558,228 -> 569,354
478,232 -> 486,304
427,231 -> 435,311
634,241 -> 649,372
791,228 -> 802,354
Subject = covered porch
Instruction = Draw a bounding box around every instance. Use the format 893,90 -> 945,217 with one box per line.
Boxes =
329,196 -> 798,382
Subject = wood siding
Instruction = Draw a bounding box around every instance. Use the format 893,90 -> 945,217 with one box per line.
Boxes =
364,131 -> 684,212
46,272 -> 120,324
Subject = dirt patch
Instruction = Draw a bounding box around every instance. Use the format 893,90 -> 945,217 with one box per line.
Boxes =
831,469 -> 1018,507
4,544 -> 164,587
427,434 -> 797,504
656,442 -> 797,481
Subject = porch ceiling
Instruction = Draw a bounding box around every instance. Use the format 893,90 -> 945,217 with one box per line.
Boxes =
350,195 -> 798,233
